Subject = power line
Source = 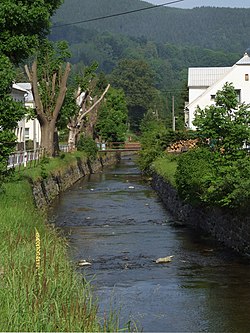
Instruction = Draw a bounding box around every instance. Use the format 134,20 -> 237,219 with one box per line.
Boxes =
52,0 -> 185,28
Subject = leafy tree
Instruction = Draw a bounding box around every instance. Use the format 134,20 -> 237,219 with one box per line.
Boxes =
95,88 -> 128,142
138,118 -> 174,173
0,0 -> 63,186
25,41 -> 71,156
0,0 -> 63,64
0,56 -> 26,186
193,82 -> 250,159
110,59 -> 158,131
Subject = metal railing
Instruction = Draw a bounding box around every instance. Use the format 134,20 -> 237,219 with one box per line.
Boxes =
7,148 -> 45,170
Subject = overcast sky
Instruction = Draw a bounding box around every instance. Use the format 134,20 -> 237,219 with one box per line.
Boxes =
149,0 -> 250,8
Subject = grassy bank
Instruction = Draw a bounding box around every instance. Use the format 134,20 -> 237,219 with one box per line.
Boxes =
0,153 -> 120,332
151,154 -> 178,186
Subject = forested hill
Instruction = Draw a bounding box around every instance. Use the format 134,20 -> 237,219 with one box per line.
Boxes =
52,0 -> 250,53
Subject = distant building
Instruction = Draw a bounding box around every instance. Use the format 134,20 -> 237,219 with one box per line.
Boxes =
185,52 -> 250,129
14,83 -> 41,150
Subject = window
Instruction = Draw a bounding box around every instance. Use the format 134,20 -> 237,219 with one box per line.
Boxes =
25,128 -> 30,140
245,74 -> 249,81
235,89 -> 241,103
211,95 -> 216,101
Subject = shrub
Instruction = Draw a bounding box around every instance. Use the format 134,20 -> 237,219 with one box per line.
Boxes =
175,148 -> 215,205
77,135 -> 98,160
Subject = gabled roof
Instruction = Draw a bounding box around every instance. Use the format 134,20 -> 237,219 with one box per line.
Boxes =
188,67 -> 231,87
236,52 -> 250,65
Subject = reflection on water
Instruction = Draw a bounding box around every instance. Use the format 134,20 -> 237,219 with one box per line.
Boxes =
50,156 -> 250,332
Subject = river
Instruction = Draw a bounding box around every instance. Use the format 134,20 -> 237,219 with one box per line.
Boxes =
50,155 -> 250,332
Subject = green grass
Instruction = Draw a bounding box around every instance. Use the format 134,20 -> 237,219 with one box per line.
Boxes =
151,153 -> 178,186
15,151 -> 88,181
0,153 -> 123,332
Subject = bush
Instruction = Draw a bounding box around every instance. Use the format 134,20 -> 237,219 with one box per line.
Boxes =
176,147 -> 250,211
77,136 -> 98,160
138,120 -> 170,172
175,148 -> 215,205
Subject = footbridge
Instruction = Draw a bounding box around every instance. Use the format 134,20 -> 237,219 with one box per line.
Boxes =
98,142 -> 141,153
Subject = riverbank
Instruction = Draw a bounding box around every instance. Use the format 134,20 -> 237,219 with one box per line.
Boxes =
151,155 -> 250,257
0,151 -> 120,332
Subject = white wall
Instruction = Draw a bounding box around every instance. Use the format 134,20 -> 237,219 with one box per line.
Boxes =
188,64 -> 250,129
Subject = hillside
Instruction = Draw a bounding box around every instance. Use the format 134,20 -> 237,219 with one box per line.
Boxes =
52,0 -> 250,53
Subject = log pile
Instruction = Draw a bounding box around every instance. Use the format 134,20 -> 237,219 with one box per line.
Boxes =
166,139 -> 198,153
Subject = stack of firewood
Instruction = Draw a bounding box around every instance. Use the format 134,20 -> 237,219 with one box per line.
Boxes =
166,139 -> 198,153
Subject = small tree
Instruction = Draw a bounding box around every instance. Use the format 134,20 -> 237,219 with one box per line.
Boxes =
95,88 -> 128,143
193,82 -> 250,158
25,41 -> 71,156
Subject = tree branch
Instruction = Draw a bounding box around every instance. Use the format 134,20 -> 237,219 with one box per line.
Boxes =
79,84 -> 110,123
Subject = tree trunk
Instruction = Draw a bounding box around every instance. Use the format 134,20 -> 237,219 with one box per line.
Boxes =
53,128 -> 60,156
84,99 -> 98,138
67,126 -> 80,152
40,120 -> 56,156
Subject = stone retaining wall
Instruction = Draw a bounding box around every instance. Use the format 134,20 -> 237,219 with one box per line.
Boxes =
32,154 -> 117,209
152,173 -> 250,256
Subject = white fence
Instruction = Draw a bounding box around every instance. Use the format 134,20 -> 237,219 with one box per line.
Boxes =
7,149 -> 45,169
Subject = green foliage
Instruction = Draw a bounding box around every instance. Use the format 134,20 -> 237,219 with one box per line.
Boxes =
110,59 -> 158,131
194,82 -> 250,158
0,165 -> 122,331
95,88 -> 128,142
51,9 -> 240,133
60,62 -> 99,130
152,154 -> 178,186
77,136 -> 98,160
53,0 -> 250,53
175,148 -> 215,205
176,83 -> 250,211
0,0 -> 63,186
0,55 -> 26,188
36,40 -> 71,114
0,0 -> 63,64
138,119 -> 174,173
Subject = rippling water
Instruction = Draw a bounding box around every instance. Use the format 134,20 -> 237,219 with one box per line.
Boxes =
50,156 -> 250,332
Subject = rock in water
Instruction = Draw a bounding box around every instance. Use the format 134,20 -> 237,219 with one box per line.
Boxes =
155,255 -> 174,264
78,260 -> 91,267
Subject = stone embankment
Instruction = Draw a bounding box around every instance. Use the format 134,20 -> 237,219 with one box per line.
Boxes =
32,154 -> 117,209
152,173 -> 250,257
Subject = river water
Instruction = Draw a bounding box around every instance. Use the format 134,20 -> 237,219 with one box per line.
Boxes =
50,156 -> 250,332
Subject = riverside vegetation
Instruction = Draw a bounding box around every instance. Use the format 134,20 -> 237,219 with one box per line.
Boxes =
139,83 -> 250,214
0,151 -> 123,332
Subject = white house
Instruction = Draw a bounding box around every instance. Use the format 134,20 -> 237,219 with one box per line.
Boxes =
14,83 -> 41,150
185,51 -> 250,129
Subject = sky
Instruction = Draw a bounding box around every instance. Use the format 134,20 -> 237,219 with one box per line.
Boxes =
149,0 -> 250,8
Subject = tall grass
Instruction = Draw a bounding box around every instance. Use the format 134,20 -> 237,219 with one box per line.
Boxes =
0,155 -> 122,332
151,153 -> 178,186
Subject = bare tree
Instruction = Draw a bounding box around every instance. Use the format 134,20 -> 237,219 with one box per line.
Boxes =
67,84 -> 110,151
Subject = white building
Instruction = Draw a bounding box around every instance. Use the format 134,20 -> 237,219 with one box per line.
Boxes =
185,52 -> 250,129
14,83 -> 41,150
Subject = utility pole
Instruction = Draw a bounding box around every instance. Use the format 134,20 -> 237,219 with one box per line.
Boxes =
172,95 -> 175,131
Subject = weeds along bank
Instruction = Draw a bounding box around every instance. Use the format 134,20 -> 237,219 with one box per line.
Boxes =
151,155 -> 250,257
0,152 -> 119,332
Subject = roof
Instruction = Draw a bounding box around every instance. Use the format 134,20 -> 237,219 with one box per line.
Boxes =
188,67 -> 231,87
236,52 -> 250,65
16,82 -> 34,103
12,83 -> 28,93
